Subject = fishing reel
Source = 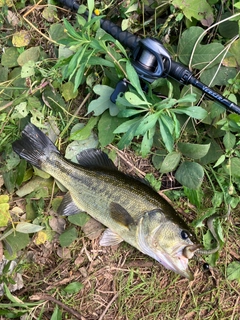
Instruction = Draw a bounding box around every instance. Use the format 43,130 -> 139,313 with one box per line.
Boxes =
58,0 -> 240,114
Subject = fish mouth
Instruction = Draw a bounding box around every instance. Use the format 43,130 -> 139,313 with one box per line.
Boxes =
156,244 -> 202,280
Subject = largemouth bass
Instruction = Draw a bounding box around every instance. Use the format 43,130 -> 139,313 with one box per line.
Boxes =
13,123 -> 201,279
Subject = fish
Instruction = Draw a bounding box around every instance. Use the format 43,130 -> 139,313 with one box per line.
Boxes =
12,123 -> 201,280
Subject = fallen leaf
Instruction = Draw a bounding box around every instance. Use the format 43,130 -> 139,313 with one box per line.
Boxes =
12,30 -> 31,47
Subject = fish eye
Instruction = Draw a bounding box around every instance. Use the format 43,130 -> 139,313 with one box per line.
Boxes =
181,230 -> 189,240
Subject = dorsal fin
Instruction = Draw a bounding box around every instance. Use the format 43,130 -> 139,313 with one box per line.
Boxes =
76,149 -> 117,171
110,202 -> 135,229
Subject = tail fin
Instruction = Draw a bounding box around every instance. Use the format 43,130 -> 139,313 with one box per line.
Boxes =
12,123 -> 60,169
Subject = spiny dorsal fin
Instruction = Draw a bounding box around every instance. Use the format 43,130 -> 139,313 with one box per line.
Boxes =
57,192 -> 82,216
76,149 -> 117,171
110,202 -> 135,229
99,228 -> 123,246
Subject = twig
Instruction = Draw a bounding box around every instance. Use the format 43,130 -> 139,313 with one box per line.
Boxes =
30,293 -> 87,319
99,293 -> 118,320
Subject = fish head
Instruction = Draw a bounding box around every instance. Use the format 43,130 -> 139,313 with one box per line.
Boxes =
137,209 -> 200,280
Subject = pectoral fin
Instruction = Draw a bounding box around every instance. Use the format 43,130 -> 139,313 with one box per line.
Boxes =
57,192 -> 82,216
110,202 -> 135,229
99,228 -> 123,246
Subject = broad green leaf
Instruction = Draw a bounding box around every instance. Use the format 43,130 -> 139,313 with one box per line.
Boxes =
199,140 -> 224,166
223,131 -> 236,150
200,65 -> 237,87
17,47 -> 41,66
227,261 -> 240,282
1,47 -> 19,67
68,212 -> 90,227
63,281 -> 83,294
15,222 -> 44,234
65,133 -> 98,163
160,152 -> 181,173
4,231 -> 30,258
173,106 -> 207,120
98,111 -> 125,147
49,23 -> 67,42
177,142 -> 210,159
178,27 -> 225,69
59,226 -> 78,247
61,81 -> 78,101
21,61 -> 35,78
88,85 -> 118,116
177,94 -> 197,104
172,0 -> 213,26
70,117 -> 99,141
175,161 -> 204,189
11,102 -> 28,119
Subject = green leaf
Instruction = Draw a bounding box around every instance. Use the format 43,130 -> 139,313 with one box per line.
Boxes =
124,92 -> 149,106
1,47 -> 19,67
70,117 -> 99,141
98,111 -> 125,147
200,65 -> 236,87
15,222 -> 44,234
88,85 -> 119,116
203,230 -> 219,266
135,113 -> 159,136
183,187 -> 203,209
61,81 -> 78,101
68,212 -> 90,227
17,47 -> 41,66
0,195 -> 10,227
178,27 -> 225,69
51,305 -> 62,320
59,227 -> 78,247
141,128 -> 155,157
114,117 -> 141,134
63,281 -> 83,294
65,134 -> 98,163
159,117 -> 174,152
223,131 -> 236,150
172,0 -> 213,26
117,120 -> 141,149
213,154 -> 226,168
227,261 -> 240,282
177,142 -> 210,159
173,106 -> 207,120
175,161 -> 204,189
21,60 -> 35,78
160,152 -> 181,173
228,158 -> 240,177
126,61 -> 146,100
4,231 -> 30,258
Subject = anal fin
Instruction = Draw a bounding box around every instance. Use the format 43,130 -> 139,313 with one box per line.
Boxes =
57,192 -> 82,216
99,228 -> 123,246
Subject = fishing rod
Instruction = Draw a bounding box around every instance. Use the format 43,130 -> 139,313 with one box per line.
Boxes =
58,0 -> 240,115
